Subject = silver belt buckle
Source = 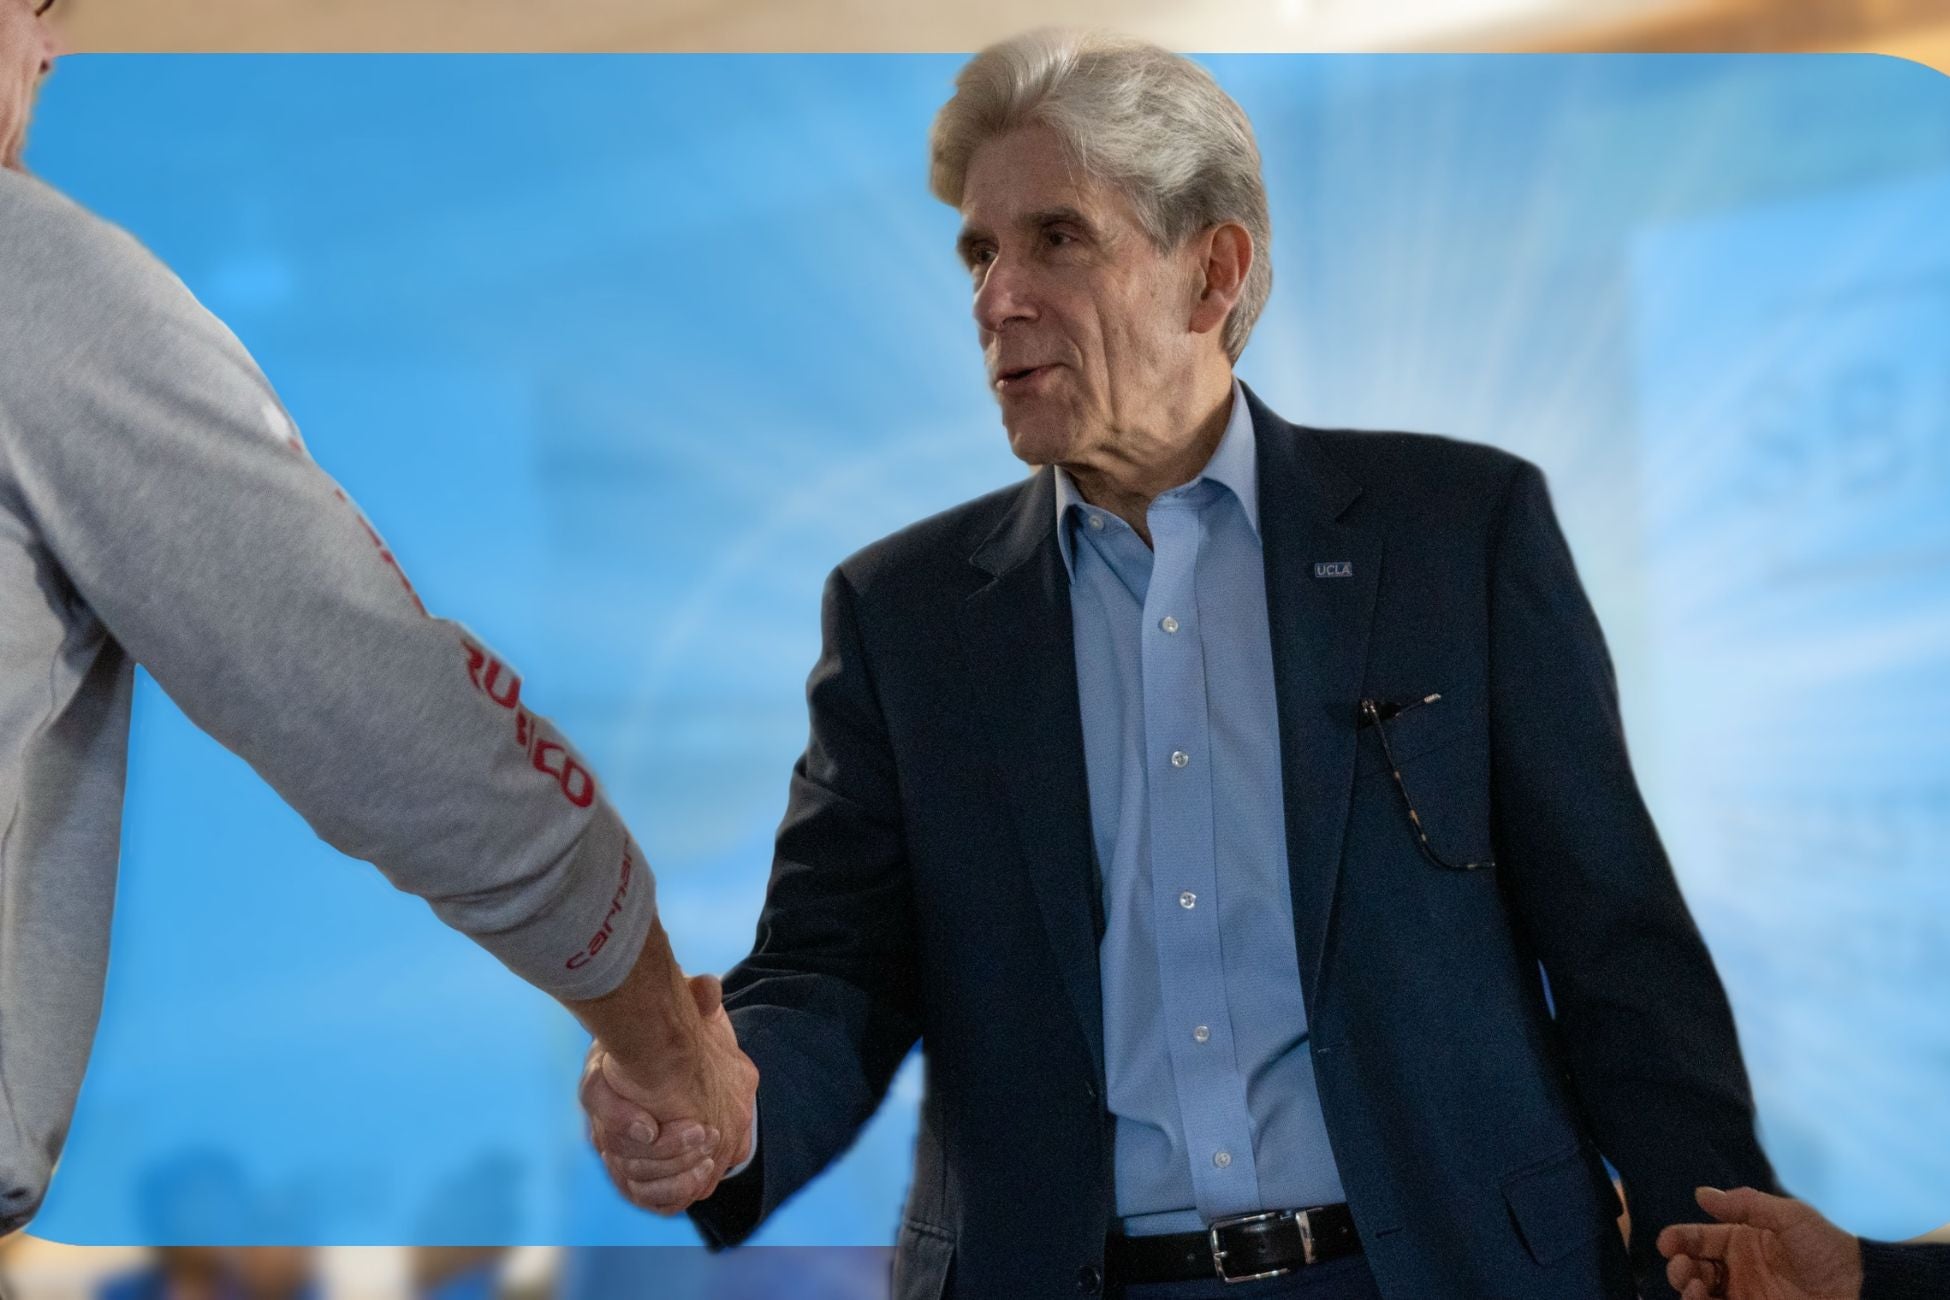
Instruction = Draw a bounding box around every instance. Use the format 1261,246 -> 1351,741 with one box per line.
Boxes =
1208,1208 -> 1312,1284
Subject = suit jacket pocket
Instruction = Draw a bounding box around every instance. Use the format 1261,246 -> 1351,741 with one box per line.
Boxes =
1354,692 -> 1473,780
1501,1146 -> 1614,1267
893,1220 -> 956,1300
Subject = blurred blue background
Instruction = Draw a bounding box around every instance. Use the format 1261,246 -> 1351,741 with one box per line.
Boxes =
19,51 -> 1949,1267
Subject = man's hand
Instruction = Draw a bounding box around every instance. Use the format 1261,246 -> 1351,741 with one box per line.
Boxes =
578,973 -> 756,1216
561,919 -> 758,1214
1658,1187 -> 1864,1300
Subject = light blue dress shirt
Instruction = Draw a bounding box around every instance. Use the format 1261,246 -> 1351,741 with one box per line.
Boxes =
1056,381 -> 1346,1236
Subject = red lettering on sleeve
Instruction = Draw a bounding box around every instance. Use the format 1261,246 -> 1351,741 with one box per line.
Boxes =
559,759 -> 595,809
566,846 -> 635,971
532,740 -> 565,780
480,660 -> 522,709
456,642 -> 600,814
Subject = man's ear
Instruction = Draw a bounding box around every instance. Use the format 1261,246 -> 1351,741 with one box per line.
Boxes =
1187,222 -> 1252,339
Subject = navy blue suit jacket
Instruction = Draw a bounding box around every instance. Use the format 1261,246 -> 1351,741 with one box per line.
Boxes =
691,386 -> 1776,1299
1863,1240 -> 1950,1299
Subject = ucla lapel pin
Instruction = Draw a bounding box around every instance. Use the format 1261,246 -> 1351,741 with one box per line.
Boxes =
1313,561 -> 1354,579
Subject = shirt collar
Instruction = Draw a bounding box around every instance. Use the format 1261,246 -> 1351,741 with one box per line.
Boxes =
1053,377 -> 1260,579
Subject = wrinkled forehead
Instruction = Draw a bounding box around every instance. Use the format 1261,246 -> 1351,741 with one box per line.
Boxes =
958,126 -> 1133,236
963,126 -> 1090,208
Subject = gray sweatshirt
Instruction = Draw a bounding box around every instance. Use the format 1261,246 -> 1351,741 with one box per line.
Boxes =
0,169 -> 655,1229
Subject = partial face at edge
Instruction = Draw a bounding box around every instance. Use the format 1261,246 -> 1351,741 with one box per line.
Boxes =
956,123 -> 1210,472
0,0 -> 59,173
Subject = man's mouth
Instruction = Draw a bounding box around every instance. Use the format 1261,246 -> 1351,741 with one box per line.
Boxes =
994,364 -> 1056,390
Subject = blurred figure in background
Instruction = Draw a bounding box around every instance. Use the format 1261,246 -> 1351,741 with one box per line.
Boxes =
229,1247 -> 319,1300
229,1184 -> 321,1300
96,1248 -> 232,1300
0,0 -> 751,1240
558,1246 -> 890,1300
410,1247 -> 506,1300
96,1150 -> 253,1300
99,1245 -> 319,1300
408,1152 -> 520,1300
1659,1187 -> 1950,1300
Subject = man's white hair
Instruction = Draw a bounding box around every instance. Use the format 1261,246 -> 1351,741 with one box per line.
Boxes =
929,28 -> 1273,364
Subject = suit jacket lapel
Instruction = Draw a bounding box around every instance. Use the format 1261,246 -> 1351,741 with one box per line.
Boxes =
956,468 -> 1107,1084
1247,385 -> 1382,1019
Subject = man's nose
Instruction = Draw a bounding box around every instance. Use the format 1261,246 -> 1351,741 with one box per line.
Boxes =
972,255 -> 1036,335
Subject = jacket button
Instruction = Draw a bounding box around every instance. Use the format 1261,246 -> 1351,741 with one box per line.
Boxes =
1076,1264 -> 1102,1293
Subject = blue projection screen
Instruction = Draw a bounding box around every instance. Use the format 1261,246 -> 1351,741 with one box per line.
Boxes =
19,53 -> 1950,1248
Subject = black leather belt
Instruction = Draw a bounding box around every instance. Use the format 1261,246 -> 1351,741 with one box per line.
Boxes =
1105,1205 -> 1362,1286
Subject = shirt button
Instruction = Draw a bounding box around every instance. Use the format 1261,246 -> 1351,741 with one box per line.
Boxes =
1170,750 -> 1190,768
1088,514 -> 1105,531
1179,891 -> 1197,910
1193,1025 -> 1211,1044
1214,1150 -> 1232,1169
1076,1264 -> 1103,1294
1160,615 -> 1180,634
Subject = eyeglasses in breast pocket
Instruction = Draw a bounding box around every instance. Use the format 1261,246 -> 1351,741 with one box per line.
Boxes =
1357,693 -> 1496,873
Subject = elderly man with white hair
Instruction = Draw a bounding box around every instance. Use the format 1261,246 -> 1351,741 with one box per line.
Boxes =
582,28 -> 1777,1300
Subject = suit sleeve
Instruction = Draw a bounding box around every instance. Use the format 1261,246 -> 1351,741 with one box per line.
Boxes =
0,187 -> 653,1001
689,566 -> 922,1248
1485,458 -> 1778,1298
1861,1240 -> 1950,1300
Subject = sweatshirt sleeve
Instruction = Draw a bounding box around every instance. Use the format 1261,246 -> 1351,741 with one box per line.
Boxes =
0,175 -> 654,1002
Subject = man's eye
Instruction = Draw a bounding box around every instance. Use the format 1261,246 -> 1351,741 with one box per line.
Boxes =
1045,230 -> 1073,247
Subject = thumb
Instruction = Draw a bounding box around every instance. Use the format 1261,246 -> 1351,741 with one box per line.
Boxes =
689,973 -> 725,1019
1698,1187 -> 1803,1234
597,1046 -> 663,1111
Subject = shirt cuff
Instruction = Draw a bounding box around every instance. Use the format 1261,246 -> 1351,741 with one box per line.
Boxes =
723,1101 -> 759,1180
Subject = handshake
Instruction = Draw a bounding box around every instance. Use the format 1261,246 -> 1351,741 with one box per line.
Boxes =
576,966 -> 760,1217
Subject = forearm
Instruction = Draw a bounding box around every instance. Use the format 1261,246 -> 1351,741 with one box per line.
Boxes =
0,190 -> 666,999
682,567 -> 920,1239
562,917 -> 702,1070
